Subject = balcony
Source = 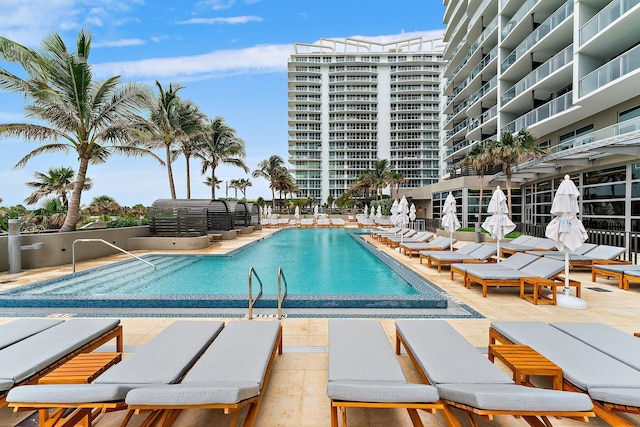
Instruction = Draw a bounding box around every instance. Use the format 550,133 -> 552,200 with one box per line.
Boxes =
502,0 -> 541,39
579,44 -> 640,97
501,1 -> 573,74
502,91 -> 573,133
580,0 -> 640,45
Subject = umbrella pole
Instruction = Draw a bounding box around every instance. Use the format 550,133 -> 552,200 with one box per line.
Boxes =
496,239 -> 500,264
556,248 -> 588,309
564,250 -> 570,296
450,232 -> 453,252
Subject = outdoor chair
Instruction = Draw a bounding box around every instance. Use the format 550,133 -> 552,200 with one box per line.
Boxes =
125,321 -> 282,427
330,218 -> 345,227
424,244 -> 497,273
623,269 -> 640,290
414,240 -> 478,263
1,319 -> 123,408
384,231 -> 434,248
327,319 -> 445,427
465,257 -> 565,297
526,242 -> 597,258
370,227 -> 400,240
0,319 -> 63,351
7,320 -> 224,427
380,229 -> 418,245
317,218 -> 331,228
499,237 -> 557,257
300,218 -> 315,228
450,252 -> 539,288
396,320 -> 594,427
490,321 -> 640,427
402,236 -> 459,258
542,244 -> 626,269
592,261 -> 640,289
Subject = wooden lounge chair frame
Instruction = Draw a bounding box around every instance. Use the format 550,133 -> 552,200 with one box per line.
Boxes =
467,273 -> 560,298
488,327 -> 634,427
591,260 -> 635,289
1,324 -> 123,409
128,324 -> 283,427
397,328 -> 592,427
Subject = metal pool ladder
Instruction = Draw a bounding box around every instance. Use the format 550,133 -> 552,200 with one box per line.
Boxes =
72,239 -> 155,273
277,267 -> 288,320
248,267 -> 264,320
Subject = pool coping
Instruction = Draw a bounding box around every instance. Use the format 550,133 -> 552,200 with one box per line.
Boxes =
0,230 -> 483,318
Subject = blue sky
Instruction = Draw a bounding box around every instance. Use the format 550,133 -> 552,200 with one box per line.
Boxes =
0,0 -> 445,207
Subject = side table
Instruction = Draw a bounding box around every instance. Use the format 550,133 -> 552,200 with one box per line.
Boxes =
488,344 -> 563,390
520,276 -> 581,305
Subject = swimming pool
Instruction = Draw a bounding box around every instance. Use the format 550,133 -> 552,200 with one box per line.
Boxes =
0,229 -> 448,309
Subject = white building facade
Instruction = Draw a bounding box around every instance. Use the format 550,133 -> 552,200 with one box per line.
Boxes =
436,0 -> 640,231
288,37 -> 444,204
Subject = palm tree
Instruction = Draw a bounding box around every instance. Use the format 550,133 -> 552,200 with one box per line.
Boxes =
24,166 -> 92,210
203,176 -> 223,193
229,179 -> 240,199
350,172 -> 375,199
88,195 -> 122,221
387,171 -> 405,199
235,178 -> 252,199
173,100 -> 206,199
0,30 -> 161,231
461,141 -> 496,223
491,129 -> 549,216
196,117 -> 248,199
252,155 -> 286,208
272,169 -> 298,203
371,159 -> 393,199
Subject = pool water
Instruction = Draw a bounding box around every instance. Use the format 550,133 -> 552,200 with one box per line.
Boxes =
1,229 -> 452,309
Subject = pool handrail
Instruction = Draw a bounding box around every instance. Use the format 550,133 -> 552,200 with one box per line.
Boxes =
72,238 -> 156,273
248,266 -> 264,320
277,267 -> 288,320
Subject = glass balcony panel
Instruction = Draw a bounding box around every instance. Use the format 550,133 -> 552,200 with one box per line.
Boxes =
502,0 -> 541,39
502,91 -> 573,133
579,44 -> 640,96
580,0 -> 640,45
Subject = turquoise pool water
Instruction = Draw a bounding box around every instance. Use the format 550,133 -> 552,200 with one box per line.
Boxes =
1,229 -> 453,309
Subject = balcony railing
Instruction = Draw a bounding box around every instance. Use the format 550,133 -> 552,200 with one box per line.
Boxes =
502,0 -> 542,39
580,0 -> 640,45
501,1 -> 573,74
548,115 -> 640,155
578,44 -> 640,97
501,44 -> 573,105
502,91 -> 573,133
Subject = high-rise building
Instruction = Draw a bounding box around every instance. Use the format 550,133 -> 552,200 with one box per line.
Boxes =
288,37 -> 444,204
429,0 -> 640,230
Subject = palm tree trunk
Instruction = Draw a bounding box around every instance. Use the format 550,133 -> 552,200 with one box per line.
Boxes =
60,157 -> 89,232
271,189 -> 276,209
506,168 -> 513,217
478,174 -> 484,225
211,168 -> 216,199
166,145 -> 176,199
185,155 -> 191,199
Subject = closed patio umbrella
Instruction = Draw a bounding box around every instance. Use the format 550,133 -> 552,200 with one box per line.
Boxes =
397,196 -> 410,249
481,186 -> 516,263
363,205 -> 368,218
376,205 -> 382,219
441,192 -> 461,252
546,175 -> 589,309
390,199 -> 398,226
294,205 -> 300,223
409,203 -> 417,229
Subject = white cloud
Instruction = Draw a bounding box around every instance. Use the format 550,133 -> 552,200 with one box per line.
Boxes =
197,0 -> 235,11
178,15 -> 262,25
94,38 -> 147,48
94,43 -> 292,80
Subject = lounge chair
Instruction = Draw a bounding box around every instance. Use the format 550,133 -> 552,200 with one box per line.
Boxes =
545,244 -> 627,268
7,320 -> 224,426
289,219 -> 298,227
374,228 -> 411,242
300,218 -> 315,228
450,252 -> 539,288
330,218 -> 345,227
384,231 -> 434,248
623,269 -> 640,290
414,240 -> 477,263
526,242 -> 597,258
403,236 -> 459,258
490,321 -> 640,427
317,218 -> 331,228
592,262 -> 640,289
0,319 -> 63,351
380,229 -> 418,245
466,256 -> 565,297
424,244 -> 497,273
499,237 -> 557,257
125,321 -> 282,427
357,218 -> 375,228
370,227 -> 401,240
396,320 -> 594,427
327,319 -> 445,427
1,319 -> 122,407
276,218 -> 290,227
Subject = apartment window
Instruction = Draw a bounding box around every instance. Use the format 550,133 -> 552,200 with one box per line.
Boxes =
619,105 -> 640,122
559,124 -> 593,143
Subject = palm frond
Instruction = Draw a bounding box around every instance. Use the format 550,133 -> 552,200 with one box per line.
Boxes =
14,143 -> 72,168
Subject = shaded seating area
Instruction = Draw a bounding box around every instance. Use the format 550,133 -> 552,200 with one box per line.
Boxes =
490,321 -> 640,427
150,199 -> 234,236
465,257 -> 565,297
396,320 -> 594,427
423,244 -> 497,273
403,236 -> 458,258
327,319 -> 445,427
1,319 -> 123,407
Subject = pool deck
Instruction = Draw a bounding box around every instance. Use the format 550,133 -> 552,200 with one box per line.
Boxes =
1,225 -> 639,426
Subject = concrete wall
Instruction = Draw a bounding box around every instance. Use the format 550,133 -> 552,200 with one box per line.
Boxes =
0,227 -> 151,272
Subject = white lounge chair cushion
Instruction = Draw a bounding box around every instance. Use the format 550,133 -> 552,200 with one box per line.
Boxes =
7,384 -> 130,404
593,264 -> 640,274
396,320 -> 513,385
0,379 -> 13,391
95,321 -> 224,386
453,253 -> 538,273
0,319 -> 120,384
328,380 -> 439,403
491,322 -> 640,390
551,322 -> 640,372
125,382 -> 260,405
0,319 -> 63,351
437,383 -> 593,411
589,387 -> 640,407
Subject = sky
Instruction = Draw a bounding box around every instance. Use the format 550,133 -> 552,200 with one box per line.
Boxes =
0,0 -> 445,208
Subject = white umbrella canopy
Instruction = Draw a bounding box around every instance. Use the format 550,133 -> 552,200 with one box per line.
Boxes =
397,196 -> 410,250
481,186 -> 516,263
267,206 -> 272,217
294,205 -> 300,221
390,199 -> 399,225
363,204 -> 368,218
441,192 -> 461,252
409,203 -> 417,222
313,205 -> 319,217
546,175 -> 589,309
376,205 -> 382,219
370,205 -> 376,220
